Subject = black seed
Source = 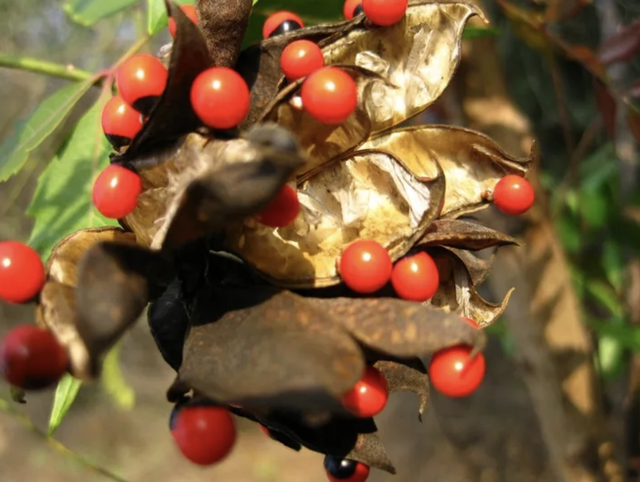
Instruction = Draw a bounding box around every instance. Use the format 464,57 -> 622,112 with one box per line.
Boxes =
269,20 -> 302,38
105,133 -> 132,150
131,95 -> 160,116
324,456 -> 358,479
353,4 -> 364,17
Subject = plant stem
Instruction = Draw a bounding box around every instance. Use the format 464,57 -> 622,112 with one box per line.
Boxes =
0,53 -> 93,82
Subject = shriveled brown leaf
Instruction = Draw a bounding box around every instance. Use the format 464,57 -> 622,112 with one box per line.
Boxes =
416,218 -> 519,251
374,359 -> 429,421
225,150 -> 445,288
428,247 -> 512,327
361,125 -> 535,218
443,246 -> 496,286
345,428 -> 396,474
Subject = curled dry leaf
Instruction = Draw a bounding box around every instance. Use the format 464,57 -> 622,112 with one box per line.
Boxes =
374,359 -> 430,420
428,247 -> 513,328
361,125 -> 536,218
345,426 -> 396,474
224,150 -> 445,288
416,218 -> 520,251
443,246 -> 496,286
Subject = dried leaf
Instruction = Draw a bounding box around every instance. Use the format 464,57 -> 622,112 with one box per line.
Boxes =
361,125 -> 535,218
345,428 -> 396,474
374,359 -> 429,420
416,218 -> 519,251
225,149 -> 445,288
597,17 -> 640,66
116,1 -> 211,162
195,0 -> 253,67
428,248 -> 513,327
442,246 -> 496,286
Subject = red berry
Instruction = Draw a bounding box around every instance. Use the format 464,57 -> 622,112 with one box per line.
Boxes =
0,325 -> 68,390
259,424 -> 271,436
493,175 -> 534,216
101,95 -> 144,149
190,67 -> 250,130
462,317 -> 478,329
0,242 -> 45,304
263,11 -> 304,39
255,185 -> 300,228
280,40 -> 325,81
325,456 -> 370,482
390,251 -> 439,302
339,240 -> 392,294
429,345 -> 485,398
116,54 -> 168,114
169,4 -> 198,37
171,404 -> 237,465
92,165 -> 142,219
301,67 -> 358,125
340,366 -> 388,418
362,0 -> 408,26
343,0 -> 364,20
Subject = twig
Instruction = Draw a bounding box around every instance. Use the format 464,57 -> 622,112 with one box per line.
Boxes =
0,54 -> 93,82
0,397 -> 129,482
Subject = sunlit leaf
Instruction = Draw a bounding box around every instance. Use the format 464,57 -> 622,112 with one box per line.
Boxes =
147,0 -> 169,35
587,317 -> 640,353
585,279 -> 621,317
48,374 -> 82,436
63,0 -> 138,26
101,343 -> 135,410
602,240 -> 625,293
0,79 -> 94,182
27,94 -> 118,260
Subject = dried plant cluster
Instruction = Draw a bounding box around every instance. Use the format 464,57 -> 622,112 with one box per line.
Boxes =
14,0 -> 536,475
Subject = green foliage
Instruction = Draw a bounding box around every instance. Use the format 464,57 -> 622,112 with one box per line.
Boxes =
48,374 -> 82,436
27,93 -> 119,260
0,79 -> 94,183
147,0 -> 170,35
64,0 -> 139,26
101,343 -> 136,410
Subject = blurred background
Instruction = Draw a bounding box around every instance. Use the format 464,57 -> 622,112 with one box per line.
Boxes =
1,0 -> 639,481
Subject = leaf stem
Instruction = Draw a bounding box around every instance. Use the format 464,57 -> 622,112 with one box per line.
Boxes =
0,53 -> 93,82
0,397 -> 129,482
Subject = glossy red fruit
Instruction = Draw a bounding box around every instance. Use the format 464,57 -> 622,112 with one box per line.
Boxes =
256,185 -> 300,228
101,95 -> 144,149
171,404 -> 237,465
263,11 -> 304,39
390,251 -> 439,302
343,0 -> 364,20
362,0 -> 408,26
301,67 -> 358,124
492,175 -> 534,216
169,4 -> 198,37
430,345 -> 486,398
340,366 -> 388,418
116,54 -> 168,114
462,317 -> 478,329
280,40 -> 325,81
0,325 -> 68,390
190,67 -> 251,130
325,456 -> 370,482
339,240 -> 392,293
92,165 -> 142,219
0,242 -> 45,304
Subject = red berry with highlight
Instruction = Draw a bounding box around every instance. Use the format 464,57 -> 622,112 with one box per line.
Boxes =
101,95 -> 144,149
171,404 -> 237,465
190,67 -> 250,130
0,242 -> 45,304
340,366 -> 388,418
0,325 -> 68,390
256,185 -> 300,228
92,165 -> 142,219
325,456 -> 370,482
344,0 -> 364,20
280,40 -> 325,81
169,4 -> 198,37
301,67 -> 358,124
493,175 -> 534,216
430,345 -> 486,398
116,54 -> 168,114
339,240 -> 392,293
263,11 -> 304,39
362,0 -> 408,26
391,251 -> 439,302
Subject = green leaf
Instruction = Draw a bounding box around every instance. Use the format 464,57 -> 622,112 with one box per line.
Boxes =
554,213 -> 581,254
602,240 -> 625,293
27,94 -> 119,260
598,334 -> 625,380
101,343 -> 135,410
462,26 -> 500,39
587,317 -> 640,352
585,279 -> 621,316
0,79 -> 94,182
64,0 -> 138,26
48,374 -> 82,436
147,0 -> 169,35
